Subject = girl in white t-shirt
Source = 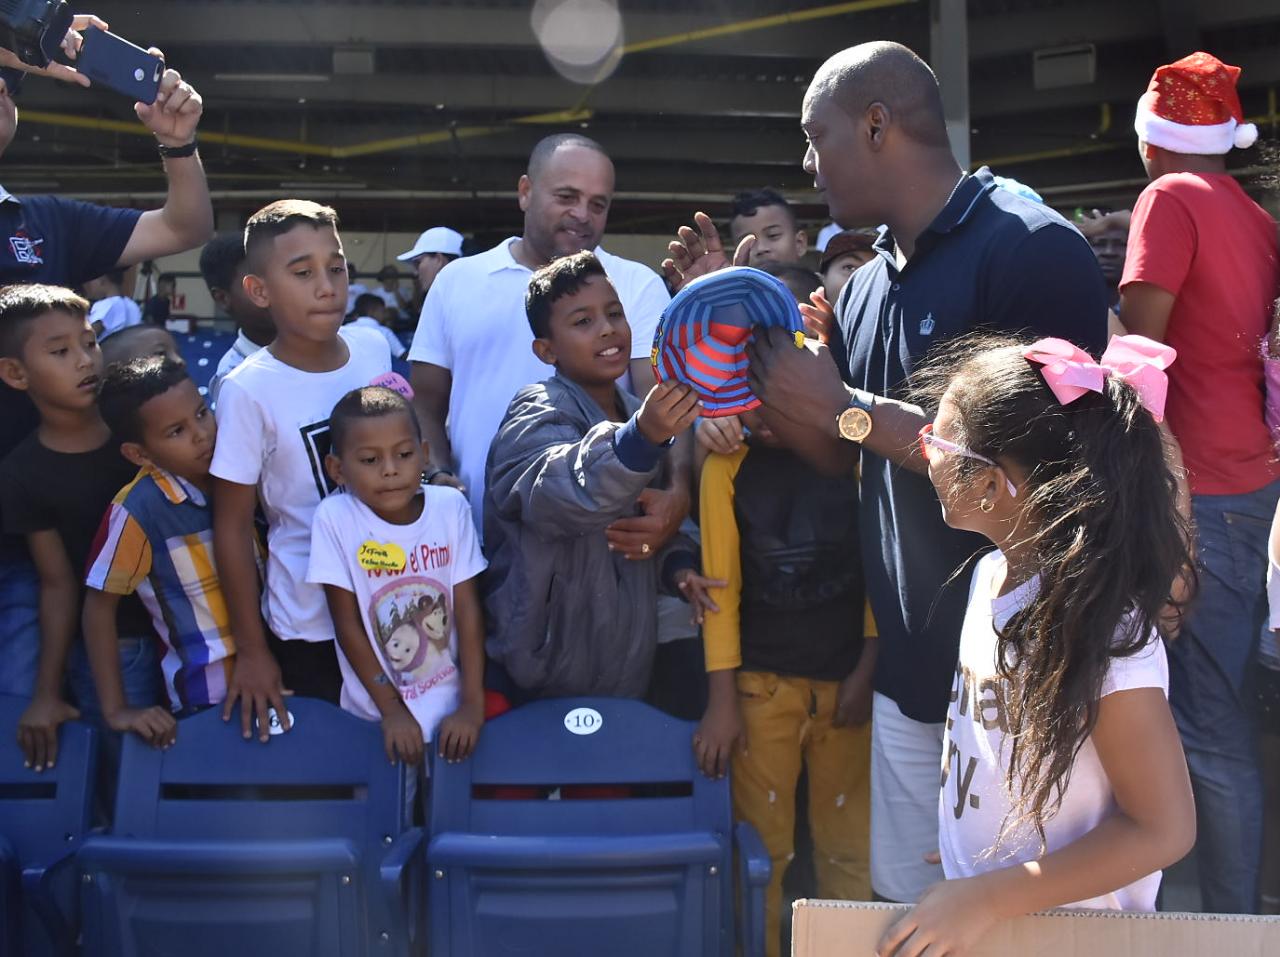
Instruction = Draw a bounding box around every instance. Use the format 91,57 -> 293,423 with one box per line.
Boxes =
307,386 -> 487,768
878,334 -> 1196,957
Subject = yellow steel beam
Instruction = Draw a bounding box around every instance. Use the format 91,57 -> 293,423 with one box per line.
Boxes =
16,2 -> 916,159
621,0 -> 915,55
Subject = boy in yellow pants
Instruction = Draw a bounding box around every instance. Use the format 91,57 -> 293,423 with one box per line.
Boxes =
680,274 -> 874,957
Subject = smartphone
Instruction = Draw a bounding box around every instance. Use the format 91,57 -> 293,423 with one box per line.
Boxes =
76,27 -> 163,104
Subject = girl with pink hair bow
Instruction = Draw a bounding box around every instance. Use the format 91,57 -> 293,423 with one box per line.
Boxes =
877,332 -> 1197,957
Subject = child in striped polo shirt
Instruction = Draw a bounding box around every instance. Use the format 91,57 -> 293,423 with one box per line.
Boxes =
84,355 -> 248,746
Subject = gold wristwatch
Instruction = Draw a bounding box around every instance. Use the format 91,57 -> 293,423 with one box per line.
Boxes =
836,390 -> 875,443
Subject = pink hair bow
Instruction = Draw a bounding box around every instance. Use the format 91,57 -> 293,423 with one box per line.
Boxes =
1022,335 -> 1177,422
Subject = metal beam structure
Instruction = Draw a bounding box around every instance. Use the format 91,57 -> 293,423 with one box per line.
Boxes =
930,0 -> 970,169
3,0 -> 1275,227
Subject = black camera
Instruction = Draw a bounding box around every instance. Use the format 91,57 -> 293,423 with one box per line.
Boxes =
0,0 -> 73,69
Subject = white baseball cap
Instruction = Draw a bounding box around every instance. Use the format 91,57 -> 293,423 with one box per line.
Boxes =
815,222 -> 843,253
397,226 -> 464,261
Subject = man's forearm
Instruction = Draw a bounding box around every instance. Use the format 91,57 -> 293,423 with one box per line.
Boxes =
827,385 -> 929,474
158,153 -> 213,248
420,412 -> 455,473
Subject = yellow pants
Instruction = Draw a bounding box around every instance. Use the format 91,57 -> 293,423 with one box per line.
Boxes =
733,670 -> 872,957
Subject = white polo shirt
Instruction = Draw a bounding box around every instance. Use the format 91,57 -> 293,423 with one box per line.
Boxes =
408,237 -> 671,532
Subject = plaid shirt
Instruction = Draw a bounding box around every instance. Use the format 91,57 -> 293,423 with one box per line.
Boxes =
85,466 -> 236,712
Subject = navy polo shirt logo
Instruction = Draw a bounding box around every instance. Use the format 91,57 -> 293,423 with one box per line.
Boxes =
919,313 -> 936,336
8,229 -> 42,265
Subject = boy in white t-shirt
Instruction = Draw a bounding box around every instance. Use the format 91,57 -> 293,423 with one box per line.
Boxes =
308,387 -> 486,764
211,200 -> 393,741
84,269 -> 142,340
350,292 -> 408,359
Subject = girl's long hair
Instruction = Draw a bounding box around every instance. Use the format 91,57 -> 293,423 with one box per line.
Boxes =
911,333 -> 1195,852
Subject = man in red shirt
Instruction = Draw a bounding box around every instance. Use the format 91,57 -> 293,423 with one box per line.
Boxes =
1121,51 -> 1279,914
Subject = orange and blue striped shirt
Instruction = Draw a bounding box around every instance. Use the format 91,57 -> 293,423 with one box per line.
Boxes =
85,466 -> 235,712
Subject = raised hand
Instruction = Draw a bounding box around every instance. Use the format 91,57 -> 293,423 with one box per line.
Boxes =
637,381 -> 702,445
661,212 -> 756,294
0,14 -> 109,87
800,286 -> 835,344
135,52 -> 202,148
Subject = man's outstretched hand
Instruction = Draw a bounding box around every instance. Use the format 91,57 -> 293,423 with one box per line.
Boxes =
0,15 -> 109,87
661,212 -> 755,293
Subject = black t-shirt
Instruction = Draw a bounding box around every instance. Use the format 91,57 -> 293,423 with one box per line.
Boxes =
0,433 -> 153,637
735,444 -> 864,682
0,190 -> 143,565
0,386 -> 38,563
830,167 -> 1108,724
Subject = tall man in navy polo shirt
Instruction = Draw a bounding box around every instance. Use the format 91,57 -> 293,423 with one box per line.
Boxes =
668,42 -> 1107,903
0,60 -> 213,752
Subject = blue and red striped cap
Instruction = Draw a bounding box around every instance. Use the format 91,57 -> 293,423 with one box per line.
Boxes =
651,266 -> 805,418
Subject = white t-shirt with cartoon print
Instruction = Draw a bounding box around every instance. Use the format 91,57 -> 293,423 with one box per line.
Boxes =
210,325 -> 392,642
306,485 -> 486,740
939,550 -> 1169,912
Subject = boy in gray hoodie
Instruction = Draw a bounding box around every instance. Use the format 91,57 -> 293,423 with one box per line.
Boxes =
482,251 -> 720,702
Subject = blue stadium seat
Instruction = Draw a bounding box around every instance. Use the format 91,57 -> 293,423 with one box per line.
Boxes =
78,698 -> 422,957
426,697 -> 770,957
0,693 -> 98,957
173,330 -> 236,397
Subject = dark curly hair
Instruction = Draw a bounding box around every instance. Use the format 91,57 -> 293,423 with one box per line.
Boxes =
911,332 -> 1195,852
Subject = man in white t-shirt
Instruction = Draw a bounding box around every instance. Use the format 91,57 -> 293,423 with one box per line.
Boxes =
408,133 -> 686,547
84,269 -> 142,340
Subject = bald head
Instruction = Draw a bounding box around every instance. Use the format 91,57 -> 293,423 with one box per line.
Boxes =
807,42 -> 950,150
527,133 -> 611,182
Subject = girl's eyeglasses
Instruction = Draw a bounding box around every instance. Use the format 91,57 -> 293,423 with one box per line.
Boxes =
918,423 -> 1018,498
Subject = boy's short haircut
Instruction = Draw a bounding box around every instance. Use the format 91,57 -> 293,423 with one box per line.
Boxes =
353,292 -> 384,317
329,385 -> 422,455
198,234 -> 247,293
100,324 -> 177,369
377,265 -> 399,282
761,261 -> 821,302
158,272 -> 176,286
0,283 -> 90,358
729,188 -> 796,229
98,354 -> 192,444
524,250 -> 610,339
243,200 -> 340,269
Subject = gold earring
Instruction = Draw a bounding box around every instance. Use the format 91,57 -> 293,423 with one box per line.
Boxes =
979,500 -> 995,513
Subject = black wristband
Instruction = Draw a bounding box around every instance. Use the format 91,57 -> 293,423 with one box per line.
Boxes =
424,467 -> 454,485
157,138 -> 198,159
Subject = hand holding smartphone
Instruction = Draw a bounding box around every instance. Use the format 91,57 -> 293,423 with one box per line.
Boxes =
76,26 -> 162,104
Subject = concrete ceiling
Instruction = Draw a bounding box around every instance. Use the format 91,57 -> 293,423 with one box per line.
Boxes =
4,0 -> 1278,236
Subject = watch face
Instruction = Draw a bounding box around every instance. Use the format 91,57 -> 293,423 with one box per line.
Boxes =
838,407 -> 873,443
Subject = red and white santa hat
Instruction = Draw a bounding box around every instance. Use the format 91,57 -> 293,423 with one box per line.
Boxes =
1134,51 -> 1257,154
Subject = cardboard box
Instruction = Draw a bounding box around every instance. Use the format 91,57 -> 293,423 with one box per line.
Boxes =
792,899 -> 1280,956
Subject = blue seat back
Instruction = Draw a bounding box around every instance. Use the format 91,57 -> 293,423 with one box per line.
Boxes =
173,330 -> 235,396
0,694 -> 97,957
111,697 -> 405,846
81,698 -> 414,957
428,697 -> 733,956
